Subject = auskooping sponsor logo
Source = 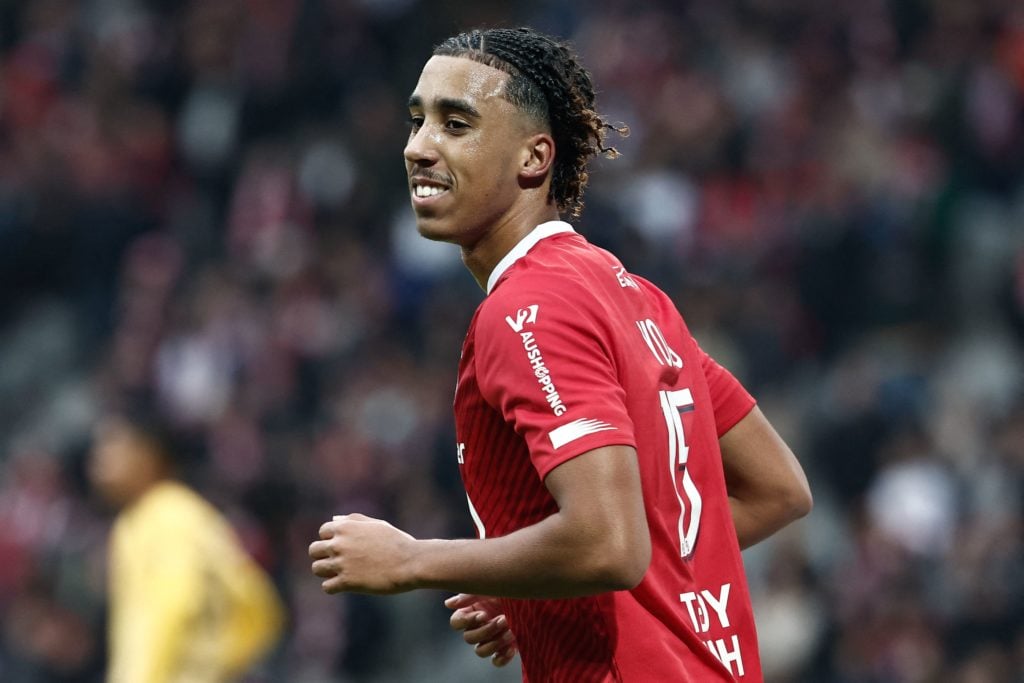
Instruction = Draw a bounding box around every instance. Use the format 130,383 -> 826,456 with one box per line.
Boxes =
504,305 -> 566,416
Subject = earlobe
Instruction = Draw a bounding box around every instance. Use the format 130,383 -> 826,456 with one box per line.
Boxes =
521,134 -> 555,180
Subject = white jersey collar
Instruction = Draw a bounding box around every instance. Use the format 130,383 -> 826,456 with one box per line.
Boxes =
486,220 -> 576,294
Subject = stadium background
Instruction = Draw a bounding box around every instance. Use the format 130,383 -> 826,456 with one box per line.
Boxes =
1,0 -> 1022,680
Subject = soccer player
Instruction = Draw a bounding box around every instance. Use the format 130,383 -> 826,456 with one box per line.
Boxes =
309,27 -> 812,681
89,410 -> 284,683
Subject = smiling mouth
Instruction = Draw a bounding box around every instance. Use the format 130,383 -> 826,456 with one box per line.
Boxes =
413,184 -> 449,198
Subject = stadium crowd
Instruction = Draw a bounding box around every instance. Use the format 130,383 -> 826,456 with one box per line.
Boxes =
0,0 -> 1022,681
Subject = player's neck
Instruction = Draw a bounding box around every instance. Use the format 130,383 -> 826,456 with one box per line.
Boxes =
461,204 -> 560,291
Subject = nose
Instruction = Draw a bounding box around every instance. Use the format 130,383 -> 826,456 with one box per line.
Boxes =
403,125 -> 439,167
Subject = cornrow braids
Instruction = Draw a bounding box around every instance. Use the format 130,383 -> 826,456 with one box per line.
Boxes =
433,27 -> 627,218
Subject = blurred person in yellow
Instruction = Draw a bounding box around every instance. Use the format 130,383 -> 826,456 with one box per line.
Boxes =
88,408 -> 284,683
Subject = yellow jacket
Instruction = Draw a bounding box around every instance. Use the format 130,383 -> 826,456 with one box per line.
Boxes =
107,481 -> 284,683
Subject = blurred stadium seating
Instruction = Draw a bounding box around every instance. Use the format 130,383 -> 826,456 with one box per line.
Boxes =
0,0 -> 1022,680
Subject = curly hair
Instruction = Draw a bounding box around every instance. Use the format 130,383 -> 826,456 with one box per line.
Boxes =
433,27 -> 627,218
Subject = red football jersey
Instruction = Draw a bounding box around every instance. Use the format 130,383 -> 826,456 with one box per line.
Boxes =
454,221 -> 762,682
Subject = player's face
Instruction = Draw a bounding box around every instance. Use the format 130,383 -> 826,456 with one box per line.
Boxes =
404,56 -> 534,245
88,419 -> 160,508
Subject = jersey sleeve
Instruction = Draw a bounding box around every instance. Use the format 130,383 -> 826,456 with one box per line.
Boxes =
697,342 -> 756,437
475,281 -> 636,480
214,521 -> 284,678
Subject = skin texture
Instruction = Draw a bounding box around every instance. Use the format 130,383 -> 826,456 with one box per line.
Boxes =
720,406 -> 813,549
403,55 -> 559,290
446,594 -> 517,667
309,444 -> 651,598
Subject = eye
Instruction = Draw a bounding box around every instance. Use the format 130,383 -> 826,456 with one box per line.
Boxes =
445,119 -> 470,132
407,115 -> 424,131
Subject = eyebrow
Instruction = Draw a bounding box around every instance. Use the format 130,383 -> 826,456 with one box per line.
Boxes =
407,94 -> 481,119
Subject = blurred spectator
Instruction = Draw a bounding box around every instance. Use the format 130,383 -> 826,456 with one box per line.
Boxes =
89,409 -> 283,683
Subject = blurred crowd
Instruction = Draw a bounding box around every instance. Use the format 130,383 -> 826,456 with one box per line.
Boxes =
1,0 -> 1022,681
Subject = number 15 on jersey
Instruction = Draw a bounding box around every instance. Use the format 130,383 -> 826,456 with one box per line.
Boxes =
660,388 -> 701,559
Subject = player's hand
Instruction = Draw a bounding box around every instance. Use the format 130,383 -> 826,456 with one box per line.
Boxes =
309,514 -> 416,595
445,593 -> 518,667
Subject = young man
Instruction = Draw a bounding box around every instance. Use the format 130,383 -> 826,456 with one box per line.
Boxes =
90,410 -> 284,683
309,27 -> 812,681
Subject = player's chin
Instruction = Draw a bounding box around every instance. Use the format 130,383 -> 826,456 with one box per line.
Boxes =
414,214 -> 458,243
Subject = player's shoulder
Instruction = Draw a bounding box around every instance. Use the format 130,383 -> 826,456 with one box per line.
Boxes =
481,263 -> 596,332
478,281 -> 569,347
137,481 -> 218,529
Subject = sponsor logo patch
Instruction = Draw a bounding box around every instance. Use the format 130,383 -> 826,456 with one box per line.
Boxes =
518,330 -> 566,416
505,305 -> 539,332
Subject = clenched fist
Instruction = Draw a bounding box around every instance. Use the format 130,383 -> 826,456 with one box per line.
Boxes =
309,513 -> 418,595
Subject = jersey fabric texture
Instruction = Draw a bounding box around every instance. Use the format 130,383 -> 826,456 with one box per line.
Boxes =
107,481 -> 284,683
454,221 -> 761,682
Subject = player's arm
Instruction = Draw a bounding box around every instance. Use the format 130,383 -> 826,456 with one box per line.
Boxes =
719,406 -> 812,549
217,541 -> 285,678
309,443 -> 650,598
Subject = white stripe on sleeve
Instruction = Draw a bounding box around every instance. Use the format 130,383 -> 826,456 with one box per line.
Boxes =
548,418 -> 617,449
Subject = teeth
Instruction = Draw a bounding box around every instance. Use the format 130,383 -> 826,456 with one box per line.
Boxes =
414,185 -> 446,198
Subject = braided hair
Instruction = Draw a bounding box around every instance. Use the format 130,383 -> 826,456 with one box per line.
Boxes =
433,27 -> 626,219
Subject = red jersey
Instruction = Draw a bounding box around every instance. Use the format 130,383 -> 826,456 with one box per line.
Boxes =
454,221 -> 762,682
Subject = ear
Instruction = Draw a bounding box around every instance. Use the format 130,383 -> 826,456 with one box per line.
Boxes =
519,132 -> 555,181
